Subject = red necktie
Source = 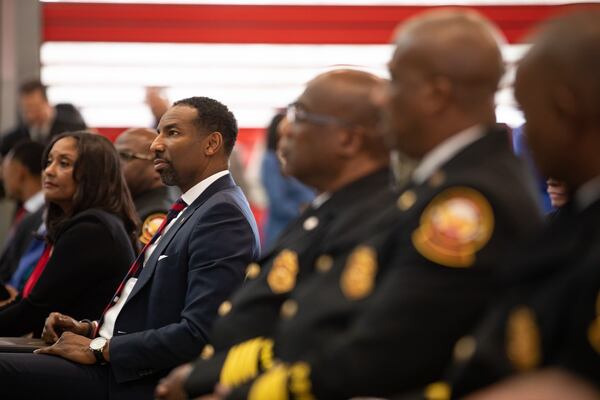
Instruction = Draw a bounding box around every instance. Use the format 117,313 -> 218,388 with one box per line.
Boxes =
22,244 -> 53,298
96,198 -> 187,332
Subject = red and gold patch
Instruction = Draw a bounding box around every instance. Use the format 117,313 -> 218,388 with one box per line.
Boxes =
412,187 -> 494,268
138,213 -> 166,245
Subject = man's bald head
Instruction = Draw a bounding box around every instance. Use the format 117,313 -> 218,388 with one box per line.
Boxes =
515,10 -> 600,188
393,9 -> 505,107
279,69 -> 388,192
379,9 -> 505,159
524,10 -> 600,126
304,69 -> 387,158
115,128 -> 158,149
115,127 -> 162,197
306,69 -> 382,125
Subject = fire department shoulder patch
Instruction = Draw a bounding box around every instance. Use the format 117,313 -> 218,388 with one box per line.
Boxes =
412,187 -> 494,268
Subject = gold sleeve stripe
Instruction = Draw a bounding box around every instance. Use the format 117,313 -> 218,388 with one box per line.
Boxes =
424,381 -> 451,400
221,337 -> 273,387
288,362 -> 315,400
259,338 -> 275,371
248,365 -> 289,400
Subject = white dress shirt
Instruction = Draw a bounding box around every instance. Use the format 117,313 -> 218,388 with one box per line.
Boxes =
412,125 -> 485,185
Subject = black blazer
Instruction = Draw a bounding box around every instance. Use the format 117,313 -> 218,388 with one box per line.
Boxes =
0,208 -> 135,337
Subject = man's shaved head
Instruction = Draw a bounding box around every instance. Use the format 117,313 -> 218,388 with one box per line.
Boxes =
515,9 -> 600,188
392,9 -> 505,107
379,9 -> 505,159
280,68 -> 388,192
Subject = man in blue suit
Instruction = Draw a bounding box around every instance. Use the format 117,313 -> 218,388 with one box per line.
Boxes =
0,97 -> 260,400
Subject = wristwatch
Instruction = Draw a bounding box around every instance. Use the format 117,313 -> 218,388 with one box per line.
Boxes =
89,337 -> 108,364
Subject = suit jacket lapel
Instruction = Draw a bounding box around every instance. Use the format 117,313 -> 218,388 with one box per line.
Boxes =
125,174 -> 236,303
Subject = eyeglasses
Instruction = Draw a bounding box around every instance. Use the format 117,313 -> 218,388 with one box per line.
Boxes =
286,102 -> 353,127
118,151 -> 153,162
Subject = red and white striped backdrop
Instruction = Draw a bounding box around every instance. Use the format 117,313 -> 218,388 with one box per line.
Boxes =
38,0 -> 598,224
40,0 -> 598,137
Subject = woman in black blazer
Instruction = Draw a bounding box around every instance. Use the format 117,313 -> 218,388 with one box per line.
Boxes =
0,131 -> 139,337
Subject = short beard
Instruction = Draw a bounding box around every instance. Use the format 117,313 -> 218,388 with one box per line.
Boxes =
159,166 -> 178,187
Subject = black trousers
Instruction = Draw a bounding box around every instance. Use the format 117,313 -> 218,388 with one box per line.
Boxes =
0,352 -> 156,400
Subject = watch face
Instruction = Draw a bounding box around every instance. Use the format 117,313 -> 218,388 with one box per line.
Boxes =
90,337 -> 107,351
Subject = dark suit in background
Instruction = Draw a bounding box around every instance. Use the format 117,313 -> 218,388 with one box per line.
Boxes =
0,208 -> 44,283
0,103 -> 87,157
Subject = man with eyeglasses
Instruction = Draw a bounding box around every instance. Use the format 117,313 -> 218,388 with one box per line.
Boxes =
115,128 -> 179,248
154,69 -> 396,400
200,9 -> 543,400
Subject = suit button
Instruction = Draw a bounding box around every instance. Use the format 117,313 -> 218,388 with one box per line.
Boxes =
428,170 -> 446,187
303,216 -> 319,231
453,335 -> 476,361
200,344 -> 215,360
218,301 -> 232,316
280,299 -> 298,319
315,255 -> 333,273
245,263 -> 261,279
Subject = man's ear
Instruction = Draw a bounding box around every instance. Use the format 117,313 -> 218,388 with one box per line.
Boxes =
205,132 -> 223,156
553,83 -> 578,121
338,126 -> 365,157
424,75 -> 452,114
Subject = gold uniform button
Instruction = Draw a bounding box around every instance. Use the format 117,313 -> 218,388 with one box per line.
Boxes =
397,190 -> 417,211
245,263 -> 261,279
200,344 -> 215,360
280,299 -> 298,319
303,216 -> 319,231
315,255 -> 333,273
453,335 -> 477,361
428,170 -> 446,188
218,301 -> 232,316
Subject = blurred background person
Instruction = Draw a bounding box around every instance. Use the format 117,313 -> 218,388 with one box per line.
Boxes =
512,124 -> 553,213
0,132 -> 137,337
0,80 -> 87,157
260,113 -> 315,249
0,141 -> 45,289
114,127 -> 178,248
546,178 -> 569,209
145,87 -> 170,129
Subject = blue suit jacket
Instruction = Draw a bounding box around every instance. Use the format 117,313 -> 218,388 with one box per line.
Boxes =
108,174 -> 260,385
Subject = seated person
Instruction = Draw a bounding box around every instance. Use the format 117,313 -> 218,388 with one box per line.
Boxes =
261,113 -> 315,249
114,127 -> 178,248
0,97 -> 260,400
0,131 -> 138,336
414,10 -> 600,400
0,141 -> 45,298
0,80 -> 86,156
